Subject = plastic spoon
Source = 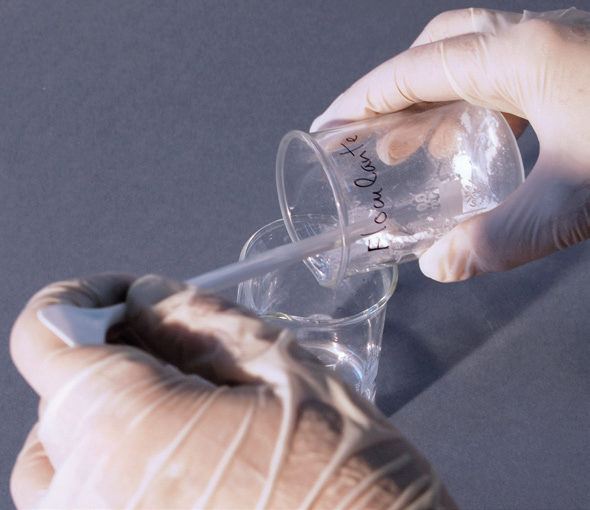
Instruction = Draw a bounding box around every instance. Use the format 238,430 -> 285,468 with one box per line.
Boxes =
37,222 -> 368,346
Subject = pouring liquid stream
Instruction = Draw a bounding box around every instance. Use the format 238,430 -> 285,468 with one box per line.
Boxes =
38,221 -> 373,346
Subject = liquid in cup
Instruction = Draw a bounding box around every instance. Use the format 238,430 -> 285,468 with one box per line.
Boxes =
277,101 -> 525,286
237,218 -> 397,401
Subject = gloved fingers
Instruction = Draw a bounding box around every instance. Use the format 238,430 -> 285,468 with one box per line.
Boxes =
121,275 -> 290,384
371,102 -> 463,165
310,8 -> 547,132
10,273 -> 136,396
27,339 -> 215,474
10,274 -> 225,472
309,40 -> 459,132
35,368 -> 240,508
419,151 -> 590,281
416,9 -> 540,138
11,423 -> 54,510
410,7 -> 522,47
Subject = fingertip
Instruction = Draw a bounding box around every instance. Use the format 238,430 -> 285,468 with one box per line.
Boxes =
418,226 -> 481,282
310,93 -> 348,132
10,304 -> 70,392
418,240 -> 453,282
11,423 -> 54,509
309,115 -> 324,133
310,111 -> 353,133
418,250 -> 443,281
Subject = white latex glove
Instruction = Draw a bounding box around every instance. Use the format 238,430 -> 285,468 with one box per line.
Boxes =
10,274 -> 457,509
311,8 -> 590,282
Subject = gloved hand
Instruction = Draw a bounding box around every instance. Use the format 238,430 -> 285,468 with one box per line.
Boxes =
311,8 -> 590,282
10,273 -> 457,509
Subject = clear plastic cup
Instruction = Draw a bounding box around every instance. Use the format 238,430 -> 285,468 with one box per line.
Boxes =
237,218 -> 397,401
276,101 -> 524,286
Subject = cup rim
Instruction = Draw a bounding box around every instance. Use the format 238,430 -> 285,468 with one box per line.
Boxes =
237,218 -> 398,326
276,129 -> 351,287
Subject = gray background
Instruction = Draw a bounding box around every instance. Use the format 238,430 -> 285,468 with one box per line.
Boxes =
2,1 -> 589,509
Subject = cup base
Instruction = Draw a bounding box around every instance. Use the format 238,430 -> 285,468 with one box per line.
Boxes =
301,340 -> 377,402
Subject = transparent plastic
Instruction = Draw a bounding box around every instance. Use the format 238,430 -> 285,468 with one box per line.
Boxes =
277,101 -> 524,286
237,218 -> 397,401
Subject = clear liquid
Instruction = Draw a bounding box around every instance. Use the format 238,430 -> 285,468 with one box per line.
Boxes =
261,317 -> 379,401
301,341 -> 376,401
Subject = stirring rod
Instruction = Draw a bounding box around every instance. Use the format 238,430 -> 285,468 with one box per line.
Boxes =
186,226 -> 346,291
38,222 -> 369,346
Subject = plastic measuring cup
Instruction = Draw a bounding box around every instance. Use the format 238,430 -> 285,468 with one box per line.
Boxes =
276,101 -> 525,286
237,218 -> 397,401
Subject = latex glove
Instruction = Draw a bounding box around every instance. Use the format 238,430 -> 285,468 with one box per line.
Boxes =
311,8 -> 590,282
11,274 -> 457,509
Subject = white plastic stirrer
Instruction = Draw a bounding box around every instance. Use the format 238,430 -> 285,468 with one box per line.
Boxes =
37,223 -> 367,346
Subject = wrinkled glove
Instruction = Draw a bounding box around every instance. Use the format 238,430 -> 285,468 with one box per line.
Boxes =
312,8 -> 590,282
11,273 -> 457,509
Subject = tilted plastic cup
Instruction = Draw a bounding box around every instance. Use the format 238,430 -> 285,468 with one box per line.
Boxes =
237,218 -> 397,401
276,101 -> 524,286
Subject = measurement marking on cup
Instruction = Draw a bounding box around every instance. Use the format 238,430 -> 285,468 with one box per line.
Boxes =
339,135 -> 390,252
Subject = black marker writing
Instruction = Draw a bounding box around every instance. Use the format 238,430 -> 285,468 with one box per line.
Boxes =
339,137 -> 390,251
